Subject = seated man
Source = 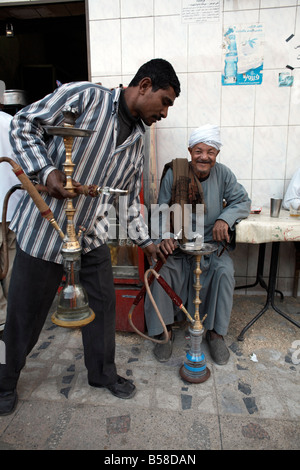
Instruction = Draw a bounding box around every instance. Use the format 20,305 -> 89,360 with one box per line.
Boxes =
144,124 -> 251,365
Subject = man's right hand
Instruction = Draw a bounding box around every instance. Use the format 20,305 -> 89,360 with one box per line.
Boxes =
46,169 -> 77,199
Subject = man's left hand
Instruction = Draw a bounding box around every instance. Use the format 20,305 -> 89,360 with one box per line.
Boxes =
212,220 -> 230,243
143,242 -> 166,266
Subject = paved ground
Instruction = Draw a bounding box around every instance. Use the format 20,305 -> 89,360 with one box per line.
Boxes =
0,294 -> 299,451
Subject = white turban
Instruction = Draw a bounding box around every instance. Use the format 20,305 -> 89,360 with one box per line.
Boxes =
188,124 -> 222,151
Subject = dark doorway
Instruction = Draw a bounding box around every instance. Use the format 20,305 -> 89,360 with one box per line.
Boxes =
0,1 -> 88,107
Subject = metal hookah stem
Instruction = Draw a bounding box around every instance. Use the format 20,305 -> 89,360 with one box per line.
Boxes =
189,326 -> 204,357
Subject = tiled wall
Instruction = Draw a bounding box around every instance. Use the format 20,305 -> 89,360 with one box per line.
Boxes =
87,0 -> 300,295
1,0 -> 299,295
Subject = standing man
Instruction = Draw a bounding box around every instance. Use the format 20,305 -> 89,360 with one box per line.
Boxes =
0,59 -> 180,415
145,125 -> 251,364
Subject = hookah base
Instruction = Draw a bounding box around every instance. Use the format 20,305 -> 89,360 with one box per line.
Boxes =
179,364 -> 210,384
51,309 -> 95,328
179,326 -> 211,383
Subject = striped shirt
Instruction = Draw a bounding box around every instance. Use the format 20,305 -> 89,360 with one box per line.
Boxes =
9,82 -> 152,264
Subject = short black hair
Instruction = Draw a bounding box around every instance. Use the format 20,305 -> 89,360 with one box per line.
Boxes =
128,59 -> 181,97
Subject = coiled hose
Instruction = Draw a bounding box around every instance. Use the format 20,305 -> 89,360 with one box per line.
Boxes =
128,257 -> 195,344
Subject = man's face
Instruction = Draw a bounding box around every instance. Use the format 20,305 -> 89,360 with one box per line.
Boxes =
135,79 -> 177,126
189,142 -> 219,178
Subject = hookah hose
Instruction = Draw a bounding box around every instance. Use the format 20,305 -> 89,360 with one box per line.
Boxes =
128,258 -> 168,344
128,256 -> 194,344
0,157 -> 65,240
0,156 -> 66,281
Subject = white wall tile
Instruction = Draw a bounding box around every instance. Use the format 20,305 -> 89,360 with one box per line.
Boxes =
88,0 -> 120,20
89,20 -> 121,76
154,0 -> 181,16
220,127 -> 253,180
188,21 -> 223,72
154,16 -> 188,73
121,17 -> 154,75
221,85 -> 255,127
121,0 -> 153,17
251,179 -> 285,207
252,126 -> 288,180
224,0 -> 260,10
223,8 -> 259,24
187,72 -> 221,127
260,0 -> 297,7
120,0 -> 153,18
255,70 -> 291,126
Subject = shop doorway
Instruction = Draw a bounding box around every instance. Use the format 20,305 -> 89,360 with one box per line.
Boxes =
0,1 -> 88,109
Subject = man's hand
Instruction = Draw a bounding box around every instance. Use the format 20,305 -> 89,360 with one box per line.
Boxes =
158,238 -> 177,256
212,219 -> 230,243
46,169 -> 78,199
143,242 -> 167,266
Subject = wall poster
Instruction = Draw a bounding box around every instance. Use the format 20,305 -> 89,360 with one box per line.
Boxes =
222,23 -> 264,86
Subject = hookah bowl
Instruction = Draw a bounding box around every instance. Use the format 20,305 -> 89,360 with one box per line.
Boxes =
178,242 -> 217,383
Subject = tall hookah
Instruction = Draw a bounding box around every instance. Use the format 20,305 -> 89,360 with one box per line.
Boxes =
45,108 -> 96,328
128,236 -> 217,384
0,107 -> 127,329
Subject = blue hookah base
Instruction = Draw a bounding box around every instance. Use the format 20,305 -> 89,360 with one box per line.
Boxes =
179,327 -> 210,384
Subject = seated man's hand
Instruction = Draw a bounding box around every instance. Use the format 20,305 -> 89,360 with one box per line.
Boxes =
143,242 -> 166,266
158,238 -> 178,256
212,220 -> 230,243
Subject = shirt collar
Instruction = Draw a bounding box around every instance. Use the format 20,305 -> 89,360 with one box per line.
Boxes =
112,86 -> 145,133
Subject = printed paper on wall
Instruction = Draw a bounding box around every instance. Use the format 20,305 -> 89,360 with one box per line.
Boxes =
222,23 -> 264,86
181,0 -> 221,24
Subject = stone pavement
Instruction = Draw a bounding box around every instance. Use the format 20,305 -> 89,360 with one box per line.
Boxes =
0,294 -> 299,451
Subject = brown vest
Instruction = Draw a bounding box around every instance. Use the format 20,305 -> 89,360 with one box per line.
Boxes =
160,158 -> 205,242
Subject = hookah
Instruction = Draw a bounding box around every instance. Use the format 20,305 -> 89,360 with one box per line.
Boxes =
128,234 -> 217,384
0,107 -> 127,328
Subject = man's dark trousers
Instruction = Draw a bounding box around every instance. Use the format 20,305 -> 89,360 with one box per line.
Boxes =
0,244 -> 117,392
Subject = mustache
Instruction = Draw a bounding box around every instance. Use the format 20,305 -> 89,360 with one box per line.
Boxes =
195,158 -> 212,164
